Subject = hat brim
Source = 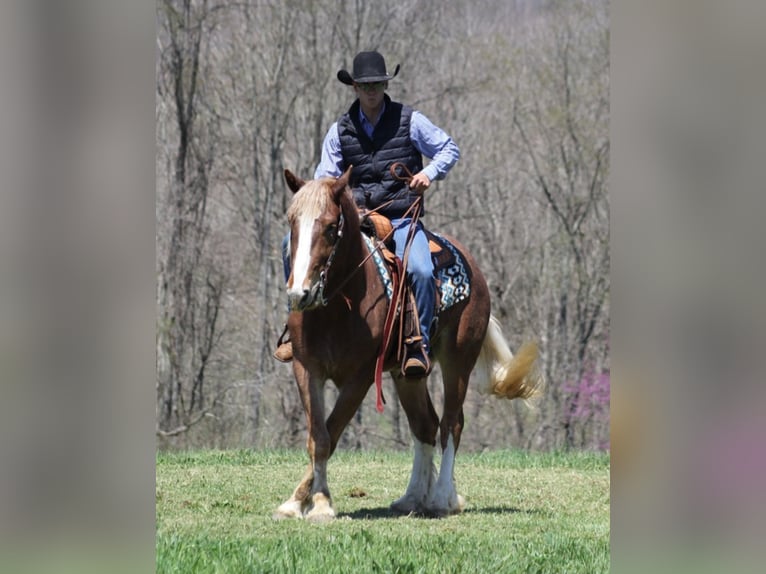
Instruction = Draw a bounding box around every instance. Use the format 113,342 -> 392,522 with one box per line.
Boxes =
337,64 -> 400,86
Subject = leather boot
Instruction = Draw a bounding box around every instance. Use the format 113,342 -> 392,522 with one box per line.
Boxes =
273,341 -> 293,363
403,342 -> 431,377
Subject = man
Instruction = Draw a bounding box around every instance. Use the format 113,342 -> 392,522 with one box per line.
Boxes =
275,50 -> 460,377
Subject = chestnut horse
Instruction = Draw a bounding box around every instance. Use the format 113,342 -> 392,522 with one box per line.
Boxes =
274,167 -> 542,521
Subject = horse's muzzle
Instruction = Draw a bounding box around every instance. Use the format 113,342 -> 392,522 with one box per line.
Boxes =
287,283 -> 324,311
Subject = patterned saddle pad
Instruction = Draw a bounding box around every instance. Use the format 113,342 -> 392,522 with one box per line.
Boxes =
362,231 -> 471,313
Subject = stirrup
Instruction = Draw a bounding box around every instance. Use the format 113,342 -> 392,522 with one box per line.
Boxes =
402,337 -> 431,378
403,354 -> 430,377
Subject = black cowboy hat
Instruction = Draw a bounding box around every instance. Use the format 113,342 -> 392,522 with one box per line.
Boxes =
337,51 -> 400,86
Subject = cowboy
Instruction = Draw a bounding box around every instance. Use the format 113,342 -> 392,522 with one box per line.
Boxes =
275,50 -> 460,377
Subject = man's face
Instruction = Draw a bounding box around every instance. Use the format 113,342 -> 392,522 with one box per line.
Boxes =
354,81 -> 387,108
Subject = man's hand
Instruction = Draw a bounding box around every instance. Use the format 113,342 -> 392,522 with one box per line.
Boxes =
409,172 -> 431,194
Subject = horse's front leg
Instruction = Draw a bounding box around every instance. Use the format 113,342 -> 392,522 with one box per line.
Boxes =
272,440 -> 336,521
273,464 -> 313,519
305,367 -> 375,520
273,362 -> 334,521
304,426 -> 335,523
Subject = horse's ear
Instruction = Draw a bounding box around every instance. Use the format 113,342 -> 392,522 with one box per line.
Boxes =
331,165 -> 353,203
284,169 -> 305,194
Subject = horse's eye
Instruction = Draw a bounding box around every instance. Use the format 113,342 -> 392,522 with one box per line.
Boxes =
325,224 -> 337,241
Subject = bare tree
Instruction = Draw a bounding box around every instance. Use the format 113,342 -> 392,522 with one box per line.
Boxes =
510,0 -> 610,449
154,0 -> 610,451
156,0 -> 230,440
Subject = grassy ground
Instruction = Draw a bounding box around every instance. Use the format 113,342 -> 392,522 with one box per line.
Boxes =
156,449 -> 609,573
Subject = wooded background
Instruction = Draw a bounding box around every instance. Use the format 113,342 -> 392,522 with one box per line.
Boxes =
156,0 -> 609,452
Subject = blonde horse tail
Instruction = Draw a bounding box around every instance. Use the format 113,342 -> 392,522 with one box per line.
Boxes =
474,315 -> 544,401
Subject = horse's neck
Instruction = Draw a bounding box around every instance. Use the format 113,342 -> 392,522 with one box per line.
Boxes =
322,231 -> 380,310
334,231 -> 370,292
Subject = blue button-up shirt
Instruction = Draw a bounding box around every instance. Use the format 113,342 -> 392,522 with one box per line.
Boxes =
314,100 -> 460,182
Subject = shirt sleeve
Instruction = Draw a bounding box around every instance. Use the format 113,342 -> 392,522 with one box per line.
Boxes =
410,111 -> 460,181
314,123 -> 344,179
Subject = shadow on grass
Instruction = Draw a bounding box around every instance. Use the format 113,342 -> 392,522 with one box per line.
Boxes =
338,507 -> 401,520
463,505 -> 541,515
339,504 -> 538,520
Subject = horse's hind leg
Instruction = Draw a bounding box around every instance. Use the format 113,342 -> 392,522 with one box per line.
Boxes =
390,373 -> 439,515
425,318 -> 486,516
424,358 -> 472,517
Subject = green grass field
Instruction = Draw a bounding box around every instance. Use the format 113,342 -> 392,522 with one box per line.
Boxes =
156,449 -> 609,573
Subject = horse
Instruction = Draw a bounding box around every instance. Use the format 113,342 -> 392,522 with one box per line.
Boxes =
274,166 -> 542,521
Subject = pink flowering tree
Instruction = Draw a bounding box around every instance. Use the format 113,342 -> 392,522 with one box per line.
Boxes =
563,371 -> 610,450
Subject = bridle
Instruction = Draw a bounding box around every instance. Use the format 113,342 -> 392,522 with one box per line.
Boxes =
315,211 -> 345,306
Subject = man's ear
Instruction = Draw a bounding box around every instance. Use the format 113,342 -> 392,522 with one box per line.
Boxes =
331,166 -> 353,203
284,169 -> 306,194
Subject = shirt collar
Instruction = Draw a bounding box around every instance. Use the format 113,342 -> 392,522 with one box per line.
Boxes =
357,100 -> 386,137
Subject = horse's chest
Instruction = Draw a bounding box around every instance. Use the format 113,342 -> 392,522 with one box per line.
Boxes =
303,315 -> 379,373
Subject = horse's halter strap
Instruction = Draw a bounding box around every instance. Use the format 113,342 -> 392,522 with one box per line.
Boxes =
316,211 -> 345,306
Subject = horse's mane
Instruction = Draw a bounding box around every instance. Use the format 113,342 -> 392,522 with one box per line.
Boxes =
287,178 -> 333,223
336,183 -> 361,233
287,176 -> 360,233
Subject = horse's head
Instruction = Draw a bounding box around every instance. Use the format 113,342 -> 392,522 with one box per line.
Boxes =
284,166 -> 353,311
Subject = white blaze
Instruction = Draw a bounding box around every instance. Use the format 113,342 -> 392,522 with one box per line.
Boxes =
288,215 -> 316,298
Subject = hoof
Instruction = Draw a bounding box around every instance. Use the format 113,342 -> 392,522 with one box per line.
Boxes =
390,495 -> 422,515
273,499 -> 304,520
424,493 -> 465,517
305,493 -> 335,522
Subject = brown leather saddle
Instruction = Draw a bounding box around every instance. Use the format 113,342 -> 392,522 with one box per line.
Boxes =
360,210 -> 456,313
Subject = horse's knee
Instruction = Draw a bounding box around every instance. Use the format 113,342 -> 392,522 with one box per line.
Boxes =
307,429 -> 332,461
311,442 -> 330,462
407,401 -> 439,445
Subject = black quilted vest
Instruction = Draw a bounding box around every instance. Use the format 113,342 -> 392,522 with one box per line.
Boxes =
337,95 -> 423,218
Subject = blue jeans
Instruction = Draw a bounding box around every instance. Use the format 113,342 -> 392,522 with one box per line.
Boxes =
281,218 -> 435,350
391,218 -> 435,352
